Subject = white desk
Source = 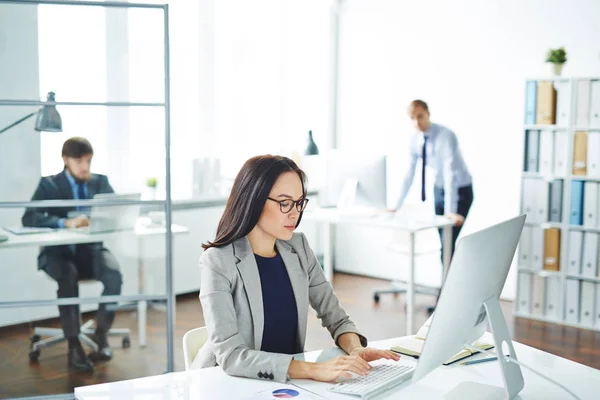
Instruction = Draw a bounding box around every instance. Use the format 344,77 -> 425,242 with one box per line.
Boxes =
0,218 -> 189,347
74,336 -> 600,400
304,208 -> 455,335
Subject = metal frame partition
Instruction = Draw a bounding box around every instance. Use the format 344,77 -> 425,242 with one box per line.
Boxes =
0,1 -> 174,398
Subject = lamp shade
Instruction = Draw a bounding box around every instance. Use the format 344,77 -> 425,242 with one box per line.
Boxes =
35,91 -> 62,132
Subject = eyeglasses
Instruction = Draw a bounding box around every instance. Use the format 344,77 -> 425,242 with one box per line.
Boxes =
267,197 -> 310,214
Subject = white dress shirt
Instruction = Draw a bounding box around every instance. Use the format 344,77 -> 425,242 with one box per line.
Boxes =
396,123 -> 472,213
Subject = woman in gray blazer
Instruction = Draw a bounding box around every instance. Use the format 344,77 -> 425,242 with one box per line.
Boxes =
192,155 -> 400,383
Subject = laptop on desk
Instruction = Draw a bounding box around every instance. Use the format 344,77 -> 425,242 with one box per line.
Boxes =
72,193 -> 141,234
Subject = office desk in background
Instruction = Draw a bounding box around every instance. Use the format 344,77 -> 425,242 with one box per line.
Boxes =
303,208 -> 454,335
74,336 -> 599,400
0,218 -> 189,347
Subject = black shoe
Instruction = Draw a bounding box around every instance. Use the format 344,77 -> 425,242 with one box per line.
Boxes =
89,333 -> 113,362
68,339 -> 94,372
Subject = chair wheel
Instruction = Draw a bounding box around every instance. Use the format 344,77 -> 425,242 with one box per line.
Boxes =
122,337 -> 131,348
30,334 -> 41,344
29,349 -> 40,362
373,294 -> 380,304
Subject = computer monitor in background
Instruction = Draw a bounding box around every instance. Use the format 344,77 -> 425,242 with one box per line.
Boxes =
318,150 -> 387,209
412,214 -> 526,399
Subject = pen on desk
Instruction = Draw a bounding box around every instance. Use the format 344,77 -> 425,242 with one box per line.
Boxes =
460,356 -> 498,366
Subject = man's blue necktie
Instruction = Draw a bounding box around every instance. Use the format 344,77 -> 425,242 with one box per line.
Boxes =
421,136 -> 428,202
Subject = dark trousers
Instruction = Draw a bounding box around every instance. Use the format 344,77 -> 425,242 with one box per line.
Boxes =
42,245 -> 122,338
434,184 -> 474,263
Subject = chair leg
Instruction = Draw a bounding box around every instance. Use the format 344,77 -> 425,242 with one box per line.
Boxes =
34,327 -> 63,337
31,333 -> 67,352
373,280 -> 441,303
79,332 -> 99,352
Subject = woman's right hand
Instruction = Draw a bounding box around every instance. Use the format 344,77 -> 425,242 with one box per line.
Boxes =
309,355 -> 371,382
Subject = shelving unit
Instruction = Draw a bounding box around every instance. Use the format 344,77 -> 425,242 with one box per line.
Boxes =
516,77 -> 600,332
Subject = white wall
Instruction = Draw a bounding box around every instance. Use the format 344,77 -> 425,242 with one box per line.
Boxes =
334,0 -> 600,299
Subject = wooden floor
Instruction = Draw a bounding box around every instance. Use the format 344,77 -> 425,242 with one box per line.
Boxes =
1,273 -> 599,398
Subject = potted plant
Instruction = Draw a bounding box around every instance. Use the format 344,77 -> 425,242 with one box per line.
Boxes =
145,177 -> 158,200
545,47 -> 567,76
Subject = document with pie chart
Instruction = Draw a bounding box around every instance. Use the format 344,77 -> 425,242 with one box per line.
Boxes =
243,385 -> 325,400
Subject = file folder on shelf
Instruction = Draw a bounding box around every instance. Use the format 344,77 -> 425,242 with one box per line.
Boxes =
538,130 -> 554,176
525,130 -> 540,172
580,281 -> 596,327
545,277 -> 561,320
525,80 -> 537,125
536,81 -> 557,125
543,228 -> 561,271
586,132 -> 600,177
554,131 -> 568,177
565,279 -> 581,324
567,230 -> 583,276
590,80 -> 600,129
576,80 -> 591,127
583,181 -> 599,227
570,180 -> 584,225
549,180 -> 563,222
531,227 -> 544,271
531,275 -> 546,316
595,283 -> 600,330
573,131 -> 588,176
555,81 -> 571,127
517,273 -> 532,314
519,226 -> 533,270
581,232 -> 599,278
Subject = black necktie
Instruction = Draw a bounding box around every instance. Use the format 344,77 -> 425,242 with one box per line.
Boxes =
421,136 -> 428,202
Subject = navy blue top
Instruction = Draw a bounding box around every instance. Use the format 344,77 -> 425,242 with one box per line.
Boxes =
255,253 -> 299,355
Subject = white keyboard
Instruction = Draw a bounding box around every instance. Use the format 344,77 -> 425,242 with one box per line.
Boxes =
328,364 -> 414,399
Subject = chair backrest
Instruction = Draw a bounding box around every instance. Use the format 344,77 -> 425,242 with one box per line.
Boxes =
182,327 -> 208,370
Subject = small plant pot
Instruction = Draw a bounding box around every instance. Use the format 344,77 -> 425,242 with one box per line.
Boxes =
547,62 -> 564,76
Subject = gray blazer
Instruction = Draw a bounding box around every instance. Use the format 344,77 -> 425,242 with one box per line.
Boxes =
192,232 -> 367,382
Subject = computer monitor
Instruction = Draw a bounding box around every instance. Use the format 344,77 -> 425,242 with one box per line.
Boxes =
412,214 -> 526,399
319,150 -> 387,208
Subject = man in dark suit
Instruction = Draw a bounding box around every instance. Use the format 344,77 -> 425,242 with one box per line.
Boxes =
22,137 -> 122,372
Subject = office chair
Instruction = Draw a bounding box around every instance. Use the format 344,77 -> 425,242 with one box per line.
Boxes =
182,327 -> 208,370
28,279 -> 131,362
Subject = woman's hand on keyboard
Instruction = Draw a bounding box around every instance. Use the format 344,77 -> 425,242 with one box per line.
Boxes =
350,347 -> 401,363
308,355 -> 371,382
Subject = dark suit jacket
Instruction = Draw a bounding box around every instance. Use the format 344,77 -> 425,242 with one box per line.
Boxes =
22,170 -> 115,270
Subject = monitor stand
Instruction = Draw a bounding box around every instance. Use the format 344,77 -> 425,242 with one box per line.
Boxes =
444,296 -> 524,400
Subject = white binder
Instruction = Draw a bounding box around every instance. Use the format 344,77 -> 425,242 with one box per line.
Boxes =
581,232 -> 599,278
565,279 -> 581,324
519,226 -> 533,270
553,131 -> 568,177
595,283 -> 600,329
567,230 -> 583,276
544,277 -> 561,320
576,80 -> 591,127
534,179 -> 549,223
580,281 -> 596,327
522,178 -> 536,223
555,81 -> 571,127
531,227 -> 544,271
517,273 -> 532,314
590,80 -> 600,129
531,275 -> 546,316
587,132 -> 600,177
583,181 -> 598,227
538,130 -> 554,177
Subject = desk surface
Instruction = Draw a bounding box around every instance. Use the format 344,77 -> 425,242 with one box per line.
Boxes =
0,218 -> 189,249
74,336 -> 599,400
304,208 -> 454,232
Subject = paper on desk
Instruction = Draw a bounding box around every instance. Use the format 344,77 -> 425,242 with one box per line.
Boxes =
243,385 -> 325,400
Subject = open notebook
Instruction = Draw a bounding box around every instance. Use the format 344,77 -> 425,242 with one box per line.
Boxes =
390,315 -> 495,365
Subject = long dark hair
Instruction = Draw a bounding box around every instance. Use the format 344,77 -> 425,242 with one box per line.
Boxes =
202,155 -> 307,250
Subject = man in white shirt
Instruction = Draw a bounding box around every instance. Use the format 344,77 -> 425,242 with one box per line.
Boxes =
395,99 -> 474,264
